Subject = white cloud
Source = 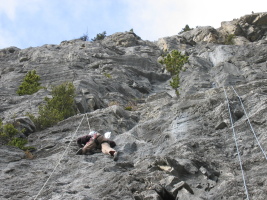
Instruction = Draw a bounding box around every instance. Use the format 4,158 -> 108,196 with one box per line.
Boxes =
0,0 -> 18,20
0,0 -> 46,48
0,0 -> 42,20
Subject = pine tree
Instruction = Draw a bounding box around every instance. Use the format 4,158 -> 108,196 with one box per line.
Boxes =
17,70 -> 41,95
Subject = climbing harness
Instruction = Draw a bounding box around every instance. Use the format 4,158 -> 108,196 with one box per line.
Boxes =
223,86 -> 250,200
33,113 -> 91,200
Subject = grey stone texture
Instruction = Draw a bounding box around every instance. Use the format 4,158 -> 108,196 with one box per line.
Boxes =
0,12 -> 267,200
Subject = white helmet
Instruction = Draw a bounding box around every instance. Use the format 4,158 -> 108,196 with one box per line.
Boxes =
89,131 -> 97,136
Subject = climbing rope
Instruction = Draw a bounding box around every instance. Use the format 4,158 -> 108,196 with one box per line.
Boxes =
33,114 -> 86,200
231,86 -> 267,160
223,86 -> 250,200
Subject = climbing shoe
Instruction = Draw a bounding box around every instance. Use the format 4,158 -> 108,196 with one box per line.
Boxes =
113,151 -> 119,161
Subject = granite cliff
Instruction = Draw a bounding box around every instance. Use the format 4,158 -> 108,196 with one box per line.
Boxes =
1,12 -> 267,200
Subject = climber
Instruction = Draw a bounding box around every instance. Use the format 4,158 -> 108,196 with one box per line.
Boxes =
76,131 -> 118,161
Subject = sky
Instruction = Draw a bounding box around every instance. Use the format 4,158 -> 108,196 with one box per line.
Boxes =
0,0 -> 266,49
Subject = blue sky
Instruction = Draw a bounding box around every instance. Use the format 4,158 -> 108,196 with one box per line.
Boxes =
0,0 -> 266,49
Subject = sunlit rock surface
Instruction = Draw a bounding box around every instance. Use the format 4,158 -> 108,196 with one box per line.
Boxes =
0,12 -> 267,200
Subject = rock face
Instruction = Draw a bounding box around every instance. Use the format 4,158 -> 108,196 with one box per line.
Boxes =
0,13 -> 267,200
158,12 -> 267,51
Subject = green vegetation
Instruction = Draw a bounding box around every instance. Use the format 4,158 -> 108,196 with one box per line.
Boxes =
179,24 -> 193,34
8,137 -> 29,150
0,120 -> 18,143
103,72 -> 112,78
17,70 -> 42,96
2,82 -> 77,150
28,82 -> 77,130
124,100 -> 138,111
79,34 -> 89,41
91,31 -> 107,41
78,31 -> 107,41
78,29 -> 89,41
225,34 -> 236,45
0,119 -> 33,150
129,29 -> 141,40
124,106 -> 132,111
159,50 -> 189,95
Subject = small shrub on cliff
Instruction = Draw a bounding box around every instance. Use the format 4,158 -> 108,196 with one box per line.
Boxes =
91,31 -> 107,41
128,29 -> 141,39
8,137 -> 28,150
124,106 -> 132,111
179,24 -> 193,34
79,34 -> 89,41
225,34 -> 236,45
0,120 -> 18,143
17,70 -> 42,96
79,29 -> 89,41
124,100 -> 138,111
28,82 -> 77,130
103,72 -> 112,78
0,119 -> 32,150
159,50 -> 189,95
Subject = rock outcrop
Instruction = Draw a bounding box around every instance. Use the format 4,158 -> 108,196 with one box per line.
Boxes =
0,12 -> 267,200
158,12 -> 267,51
